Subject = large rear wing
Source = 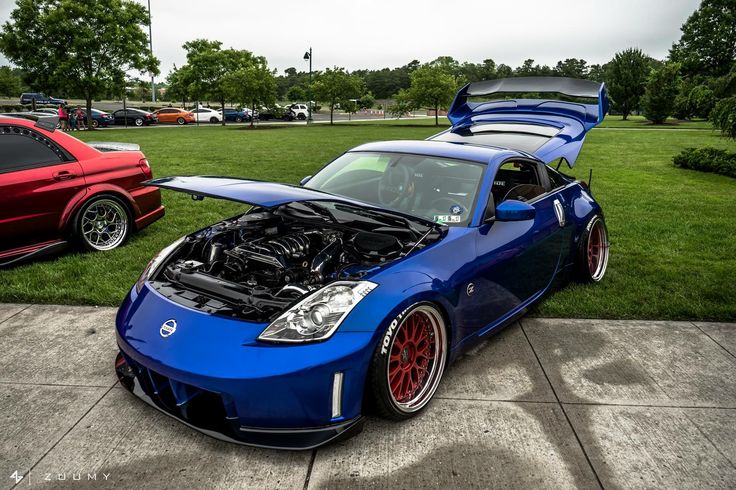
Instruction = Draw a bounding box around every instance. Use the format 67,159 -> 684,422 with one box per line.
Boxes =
447,77 -> 609,130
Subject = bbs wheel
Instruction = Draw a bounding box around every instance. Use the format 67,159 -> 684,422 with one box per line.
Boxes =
75,195 -> 131,251
176,117 -> 186,125
368,303 -> 447,420
576,215 -> 609,282
134,118 -> 144,127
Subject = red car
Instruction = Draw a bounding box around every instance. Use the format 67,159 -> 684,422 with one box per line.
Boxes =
0,114 -> 165,266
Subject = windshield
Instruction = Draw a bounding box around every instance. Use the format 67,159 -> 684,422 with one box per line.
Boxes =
305,151 -> 485,226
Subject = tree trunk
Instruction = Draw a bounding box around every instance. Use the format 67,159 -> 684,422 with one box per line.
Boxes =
250,101 -> 255,128
221,99 -> 226,126
622,105 -> 629,121
330,102 -> 334,125
434,100 -> 439,126
86,96 -> 93,130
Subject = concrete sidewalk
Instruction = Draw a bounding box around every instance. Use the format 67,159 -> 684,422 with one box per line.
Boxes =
0,304 -> 734,489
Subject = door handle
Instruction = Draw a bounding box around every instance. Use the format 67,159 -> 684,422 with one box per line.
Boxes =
53,170 -> 77,181
553,199 -> 565,227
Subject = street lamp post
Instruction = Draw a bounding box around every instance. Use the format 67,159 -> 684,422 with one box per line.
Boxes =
147,0 -> 155,103
303,48 -> 313,123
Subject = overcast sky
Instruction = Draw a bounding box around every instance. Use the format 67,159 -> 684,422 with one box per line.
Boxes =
0,0 -> 700,76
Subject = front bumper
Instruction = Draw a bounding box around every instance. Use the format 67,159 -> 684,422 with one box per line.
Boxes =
115,285 -> 378,449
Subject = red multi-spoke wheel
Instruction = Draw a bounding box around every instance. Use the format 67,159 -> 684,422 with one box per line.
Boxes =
369,303 -> 447,419
577,216 -> 609,282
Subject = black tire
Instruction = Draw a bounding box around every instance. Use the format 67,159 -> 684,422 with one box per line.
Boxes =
575,215 -> 609,283
73,195 -> 132,252
92,119 -> 99,129
209,117 -> 218,123
297,113 -> 306,120
367,302 -> 448,421
134,118 -> 143,127
176,117 -> 186,125
235,116 -> 243,123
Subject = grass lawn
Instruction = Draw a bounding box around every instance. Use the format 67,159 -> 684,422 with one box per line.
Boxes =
597,114 -> 714,129
1,121 -> 734,321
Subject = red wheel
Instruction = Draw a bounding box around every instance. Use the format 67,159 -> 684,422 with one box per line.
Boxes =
368,303 -> 447,419
576,215 -> 609,282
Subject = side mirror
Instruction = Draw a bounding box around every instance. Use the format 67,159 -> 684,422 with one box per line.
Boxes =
299,175 -> 312,186
495,200 -> 536,221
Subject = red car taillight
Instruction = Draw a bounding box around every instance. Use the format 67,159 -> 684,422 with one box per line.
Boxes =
145,114 -> 152,119
138,158 -> 152,178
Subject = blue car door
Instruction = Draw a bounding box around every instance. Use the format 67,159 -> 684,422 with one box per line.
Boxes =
459,159 -> 566,336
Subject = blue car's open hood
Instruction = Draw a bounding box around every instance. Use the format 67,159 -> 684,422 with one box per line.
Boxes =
447,77 -> 608,167
146,176 -> 440,227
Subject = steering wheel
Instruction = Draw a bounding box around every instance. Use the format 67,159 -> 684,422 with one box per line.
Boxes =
378,164 -> 411,207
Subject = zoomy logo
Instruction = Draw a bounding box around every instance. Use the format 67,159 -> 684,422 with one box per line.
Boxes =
160,319 -> 177,338
466,283 -> 475,296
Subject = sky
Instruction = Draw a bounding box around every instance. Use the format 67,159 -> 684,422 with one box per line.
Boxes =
0,0 -> 701,77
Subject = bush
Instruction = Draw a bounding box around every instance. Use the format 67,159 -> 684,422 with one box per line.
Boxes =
687,85 -> 716,119
710,96 -> 736,138
673,147 -> 736,178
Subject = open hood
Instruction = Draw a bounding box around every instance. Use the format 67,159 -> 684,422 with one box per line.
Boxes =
446,77 -> 608,167
146,176 -> 439,227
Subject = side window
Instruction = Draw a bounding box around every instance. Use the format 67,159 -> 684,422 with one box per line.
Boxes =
545,165 -> 568,190
491,160 -> 546,204
0,127 -> 65,172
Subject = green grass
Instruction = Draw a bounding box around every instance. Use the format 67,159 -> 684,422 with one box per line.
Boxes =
1,121 -> 735,321
597,114 -> 714,129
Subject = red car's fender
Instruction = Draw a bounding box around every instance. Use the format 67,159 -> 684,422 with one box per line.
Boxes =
58,183 -> 141,234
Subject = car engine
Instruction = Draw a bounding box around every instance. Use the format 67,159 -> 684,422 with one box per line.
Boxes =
150,206 -> 442,322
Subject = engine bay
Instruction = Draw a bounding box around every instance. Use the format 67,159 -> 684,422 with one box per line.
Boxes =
150,204 -> 443,322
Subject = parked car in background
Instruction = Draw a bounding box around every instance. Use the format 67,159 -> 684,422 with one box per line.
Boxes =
154,108 -> 195,125
217,108 -> 251,123
112,108 -> 158,126
34,108 -> 59,115
20,92 -> 66,106
0,114 -> 164,266
191,107 -> 221,123
285,103 -> 310,121
78,109 -> 114,128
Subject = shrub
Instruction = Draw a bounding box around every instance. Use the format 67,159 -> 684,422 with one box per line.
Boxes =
673,147 -> 736,178
710,96 -> 736,138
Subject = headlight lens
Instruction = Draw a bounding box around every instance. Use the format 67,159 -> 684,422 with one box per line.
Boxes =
135,237 -> 186,293
258,281 -> 377,343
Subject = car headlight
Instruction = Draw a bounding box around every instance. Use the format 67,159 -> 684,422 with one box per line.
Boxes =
258,281 -> 377,343
135,237 -> 186,293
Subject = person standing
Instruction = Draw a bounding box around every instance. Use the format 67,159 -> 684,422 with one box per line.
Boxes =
69,107 -> 77,131
58,104 -> 68,131
75,105 -> 85,130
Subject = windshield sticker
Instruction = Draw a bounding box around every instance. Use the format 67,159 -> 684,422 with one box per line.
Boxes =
450,204 -> 463,215
435,215 -> 462,224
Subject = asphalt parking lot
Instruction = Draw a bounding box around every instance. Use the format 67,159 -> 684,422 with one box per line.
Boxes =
1,304 -> 734,489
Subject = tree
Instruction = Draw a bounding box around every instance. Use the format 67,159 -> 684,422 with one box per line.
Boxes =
312,67 -> 365,125
223,56 -> 277,127
0,66 -> 23,96
286,85 -> 307,102
710,96 -> 736,138
358,92 -> 375,110
166,64 -> 193,107
0,0 -> 158,129
387,89 -> 417,118
687,84 -> 717,118
670,0 -> 736,78
605,48 -> 652,120
642,63 -> 681,124
554,58 -> 589,78
404,64 -> 456,126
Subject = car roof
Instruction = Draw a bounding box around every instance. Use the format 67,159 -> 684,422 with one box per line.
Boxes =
348,140 -> 524,164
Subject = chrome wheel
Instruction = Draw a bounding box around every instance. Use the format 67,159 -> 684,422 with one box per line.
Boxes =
80,199 -> 129,251
386,305 -> 446,413
134,118 -> 143,126
587,218 -> 609,281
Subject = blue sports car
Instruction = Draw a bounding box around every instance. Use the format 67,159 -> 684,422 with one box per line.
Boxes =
115,77 -> 610,449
